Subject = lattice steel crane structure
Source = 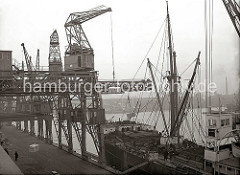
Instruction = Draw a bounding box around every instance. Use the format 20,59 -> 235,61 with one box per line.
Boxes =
64,5 -> 112,71
21,43 -> 34,72
0,5 -> 151,167
35,49 -> 40,71
222,0 -> 240,37
49,30 -> 62,72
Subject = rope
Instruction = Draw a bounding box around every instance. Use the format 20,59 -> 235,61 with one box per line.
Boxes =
180,58 -> 197,76
112,18 -> 167,121
131,17 -> 167,81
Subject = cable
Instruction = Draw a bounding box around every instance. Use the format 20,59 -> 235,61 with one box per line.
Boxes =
180,58 -> 197,76
110,13 -> 115,82
131,17 -> 167,81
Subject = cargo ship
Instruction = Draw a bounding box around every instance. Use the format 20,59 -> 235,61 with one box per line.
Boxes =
100,2 -> 240,174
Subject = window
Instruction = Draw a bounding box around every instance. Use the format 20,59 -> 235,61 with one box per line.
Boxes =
209,119 -> 216,127
3,53 -> 6,59
221,119 -> 225,126
0,53 -> 2,59
208,129 -> 216,137
226,119 -> 230,126
221,119 -> 230,127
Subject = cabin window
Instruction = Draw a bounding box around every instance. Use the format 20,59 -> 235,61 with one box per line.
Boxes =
208,129 -> 216,137
227,167 -> 232,171
226,119 -> 230,126
221,119 -> 225,126
0,53 -> 2,59
7,53 -> 10,60
3,53 -> 7,59
208,119 -> 216,127
221,119 -> 230,126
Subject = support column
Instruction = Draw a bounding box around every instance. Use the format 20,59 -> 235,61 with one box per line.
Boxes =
67,111 -> 73,152
16,121 -> 21,130
81,112 -> 86,159
24,120 -> 28,133
58,112 -> 62,148
45,119 -> 49,142
45,118 -> 53,144
48,118 -> 52,144
100,125 -> 106,164
38,119 -> 43,139
81,89 -> 87,160
30,119 -> 35,135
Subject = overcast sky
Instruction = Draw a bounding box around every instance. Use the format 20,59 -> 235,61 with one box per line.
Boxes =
0,0 -> 239,94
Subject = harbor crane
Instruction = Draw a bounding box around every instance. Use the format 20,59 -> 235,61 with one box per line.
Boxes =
64,5 -> 112,57
21,43 -> 34,71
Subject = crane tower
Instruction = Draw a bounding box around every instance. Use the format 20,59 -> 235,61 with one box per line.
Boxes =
64,5 -> 112,71
49,30 -> 62,72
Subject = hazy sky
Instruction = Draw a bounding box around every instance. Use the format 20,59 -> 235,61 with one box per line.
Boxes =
0,0 -> 239,94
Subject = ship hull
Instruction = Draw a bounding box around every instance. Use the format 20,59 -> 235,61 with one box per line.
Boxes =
105,142 -> 191,174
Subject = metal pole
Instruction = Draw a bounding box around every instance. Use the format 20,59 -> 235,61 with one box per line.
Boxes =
147,58 -> 169,135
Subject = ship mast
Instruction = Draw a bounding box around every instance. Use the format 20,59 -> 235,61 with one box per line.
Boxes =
166,2 -> 178,137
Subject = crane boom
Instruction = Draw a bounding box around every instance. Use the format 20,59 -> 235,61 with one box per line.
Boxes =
147,58 -> 169,136
64,5 -> 112,63
64,5 -> 112,27
21,43 -> 34,72
222,0 -> 240,37
171,52 -> 201,135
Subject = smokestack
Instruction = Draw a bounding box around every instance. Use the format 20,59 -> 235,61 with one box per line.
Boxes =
226,77 -> 229,95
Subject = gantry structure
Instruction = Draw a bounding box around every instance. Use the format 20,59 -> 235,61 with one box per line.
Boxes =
0,5 -> 151,165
